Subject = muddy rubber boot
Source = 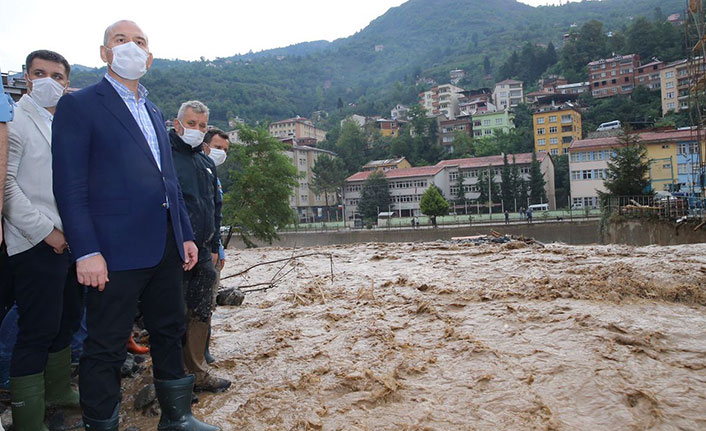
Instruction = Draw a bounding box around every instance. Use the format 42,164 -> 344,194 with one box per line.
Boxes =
10,372 -> 49,431
45,347 -> 80,408
204,326 -> 215,365
83,404 -> 119,431
154,375 -> 220,431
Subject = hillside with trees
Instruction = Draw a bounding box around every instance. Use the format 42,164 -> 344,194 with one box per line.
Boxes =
67,0 -> 684,129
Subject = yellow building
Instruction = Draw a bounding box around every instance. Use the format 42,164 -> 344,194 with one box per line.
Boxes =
643,137 -> 678,192
533,104 -> 582,156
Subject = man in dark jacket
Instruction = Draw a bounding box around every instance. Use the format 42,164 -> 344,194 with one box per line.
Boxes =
170,100 -> 230,393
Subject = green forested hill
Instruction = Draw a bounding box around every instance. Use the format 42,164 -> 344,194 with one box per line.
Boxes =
68,0 -> 685,128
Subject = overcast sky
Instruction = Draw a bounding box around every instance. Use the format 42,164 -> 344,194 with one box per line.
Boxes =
0,0 -> 579,73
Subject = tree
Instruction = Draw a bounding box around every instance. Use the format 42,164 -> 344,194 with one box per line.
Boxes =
602,131 -> 652,196
553,154 -> 570,209
477,166 -> 500,206
528,152 -> 547,205
357,171 -> 391,221
311,154 -> 347,211
510,156 -> 522,211
420,185 -> 449,227
221,124 -> 298,247
335,120 -> 368,174
500,153 -> 514,209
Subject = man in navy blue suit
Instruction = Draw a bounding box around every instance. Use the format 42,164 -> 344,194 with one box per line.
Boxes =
52,20 -> 218,431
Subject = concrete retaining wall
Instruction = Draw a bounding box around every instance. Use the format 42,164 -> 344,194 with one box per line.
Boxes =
603,219 -> 706,246
227,219 -> 601,249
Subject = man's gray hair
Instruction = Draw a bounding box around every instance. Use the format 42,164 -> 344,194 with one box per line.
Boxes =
177,100 -> 210,121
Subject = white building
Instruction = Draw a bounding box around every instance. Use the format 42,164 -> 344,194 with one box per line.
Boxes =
343,152 -> 556,220
493,79 -> 524,109
282,138 -> 339,222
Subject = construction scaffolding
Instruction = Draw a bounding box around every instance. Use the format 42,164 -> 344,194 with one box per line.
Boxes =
686,0 -> 706,197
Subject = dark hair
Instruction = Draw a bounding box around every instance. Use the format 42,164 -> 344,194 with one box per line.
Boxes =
25,50 -> 71,77
204,128 -> 229,145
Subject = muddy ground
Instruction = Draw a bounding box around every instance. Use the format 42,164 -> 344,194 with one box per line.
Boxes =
118,240 -> 706,431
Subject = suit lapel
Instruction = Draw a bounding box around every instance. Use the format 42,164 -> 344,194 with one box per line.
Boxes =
18,96 -> 51,146
96,78 -> 160,171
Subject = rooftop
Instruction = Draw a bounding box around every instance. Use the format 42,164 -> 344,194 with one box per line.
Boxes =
570,129 -> 698,151
346,165 -> 444,182
588,54 -> 638,67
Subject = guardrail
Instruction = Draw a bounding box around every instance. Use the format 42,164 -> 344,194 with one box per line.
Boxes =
603,195 -> 705,221
278,208 -> 602,233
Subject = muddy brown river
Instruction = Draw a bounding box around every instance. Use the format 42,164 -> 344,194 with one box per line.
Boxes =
119,240 -> 706,430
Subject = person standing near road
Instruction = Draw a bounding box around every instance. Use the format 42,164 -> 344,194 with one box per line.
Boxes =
3,50 -> 83,430
51,20 -> 218,431
170,102 -> 230,393
202,128 -> 230,365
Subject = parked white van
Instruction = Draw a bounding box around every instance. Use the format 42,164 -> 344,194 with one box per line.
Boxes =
596,120 -> 621,131
528,203 -> 549,211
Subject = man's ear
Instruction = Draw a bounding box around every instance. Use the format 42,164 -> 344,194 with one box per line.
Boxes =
146,52 -> 154,70
100,45 -> 110,64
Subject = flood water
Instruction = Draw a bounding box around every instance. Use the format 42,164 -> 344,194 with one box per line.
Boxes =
121,240 -> 706,430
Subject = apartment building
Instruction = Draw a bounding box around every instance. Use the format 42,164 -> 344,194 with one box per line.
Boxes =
270,116 -> 327,143
418,84 -> 465,119
533,103 -> 582,155
472,110 -> 514,138
458,88 -> 496,115
439,115 -> 472,151
343,152 -> 556,220
556,82 -> 590,96
588,54 -> 640,98
568,129 -> 702,208
282,138 -> 339,222
635,60 -> 663,91
376,119 -> 406,137
493,79 -> 524,109
660,58 -> 704,115
390,104 -> 410,120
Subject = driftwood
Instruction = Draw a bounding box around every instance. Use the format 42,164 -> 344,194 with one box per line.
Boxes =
220,251 -> 335,294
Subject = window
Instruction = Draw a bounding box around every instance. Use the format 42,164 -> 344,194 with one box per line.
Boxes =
549,137 -> 558,145
666,81 -> 675,89
667,102 -> 675,109
483,119 -> 491,126
662,144 -> 670,149
678,163 -> 689,174
562,126 -> 573,133
667,92 -> 675,99
536,117 -> 545,124
449,172 -> 459,181
549,116 -> 557,123
299,158 -> 306,166
561,114 -> 572,123
537,128 -> 545,135
496,118 -> 503,125
662,163 -> 672,170
665,71 -> 674,78
537,138 -> 546,146
562,136 -> 574,144
484,129 -> 493,135
520,166 -> 530,174
549,127 -> 558,134
550,148 -> 558,155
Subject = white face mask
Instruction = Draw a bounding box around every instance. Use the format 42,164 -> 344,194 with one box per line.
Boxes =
29,77 -> 65,108
108,42 -> 149,80
208,148 -> 227,166
178,121 -> 205,148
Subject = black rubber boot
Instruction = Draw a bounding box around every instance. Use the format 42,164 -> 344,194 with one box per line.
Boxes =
154,375 -> 220,431
204,327 -> 215,365
83,404 -> 119,431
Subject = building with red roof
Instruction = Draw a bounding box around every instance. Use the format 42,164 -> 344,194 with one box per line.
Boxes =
343,152 -> 555,219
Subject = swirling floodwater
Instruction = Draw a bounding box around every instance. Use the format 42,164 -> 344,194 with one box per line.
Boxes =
120,240 -> 706,431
